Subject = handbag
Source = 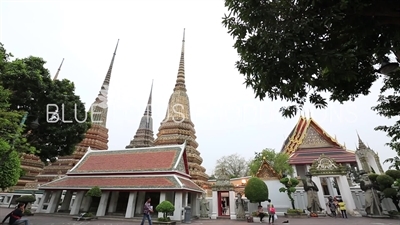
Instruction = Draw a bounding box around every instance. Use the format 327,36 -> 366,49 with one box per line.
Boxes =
274,214 -> 278,220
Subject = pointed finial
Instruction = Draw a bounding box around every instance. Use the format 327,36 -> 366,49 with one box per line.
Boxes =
174,29 -> 186,91
53,58 -> 64,80
144,80 -> 153,116
356,131 -> 367,149
309,109 -> 311,118
103,39 -> 119,85
334,134 -> 337,140
343,142 -> 346,148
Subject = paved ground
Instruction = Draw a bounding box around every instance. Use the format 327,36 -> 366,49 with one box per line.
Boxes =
0,208 -> 398,225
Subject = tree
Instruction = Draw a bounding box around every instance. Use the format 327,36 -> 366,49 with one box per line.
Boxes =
279,177 -> 299,210
383,156 -> 400,170
244,177 -> 268,205
214,153 -> 249,178
156,200 -> 175,221
248,148 -> 293,176
222,0 -> 400,117
86,186 -> 102,198
0,43 -> 91,163
0,85 -> 25,190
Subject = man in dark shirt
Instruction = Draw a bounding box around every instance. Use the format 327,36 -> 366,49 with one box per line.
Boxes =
140,197 -> 153,225
1,203 -> 30,225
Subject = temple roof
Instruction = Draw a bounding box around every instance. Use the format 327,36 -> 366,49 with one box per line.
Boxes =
68,143 -> 189,175
39,175 -> 203,192
289,148 -> 356,164
256,159 -> 281,180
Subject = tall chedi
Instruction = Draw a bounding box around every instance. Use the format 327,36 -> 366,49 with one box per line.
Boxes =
126,81 -> 155,148
154,30 -> 208,187
36,41 -> 119,184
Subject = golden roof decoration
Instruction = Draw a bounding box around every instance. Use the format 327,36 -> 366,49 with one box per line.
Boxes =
255,159 -> 281,180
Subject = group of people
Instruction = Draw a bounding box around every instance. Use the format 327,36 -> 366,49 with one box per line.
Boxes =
256,199 -> 276,224
327,196 -> 348,219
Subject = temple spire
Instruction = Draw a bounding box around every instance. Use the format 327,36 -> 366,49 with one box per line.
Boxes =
91,39 -> 119,127
174,28 -> 186,91
356,131 -> 367,149
126,81 -> 155,149
53,58 -> 64,80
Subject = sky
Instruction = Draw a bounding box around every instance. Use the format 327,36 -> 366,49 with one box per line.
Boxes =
0,0 -> 397,174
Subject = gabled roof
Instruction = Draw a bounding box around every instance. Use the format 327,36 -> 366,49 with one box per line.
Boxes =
256,159 -> 281,180
281,116 -> 345,155
68,142 -> 189,175
39,175 -> 203,192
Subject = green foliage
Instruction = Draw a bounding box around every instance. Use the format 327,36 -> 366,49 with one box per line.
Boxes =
279,177 -> 300,209
222,0 -> 400,155
0,141 -> 21,191
248,148 -> 293,176
157,217 -> 171,222
86,186 -> 102,198
384,157 -> 400,170
156,200 -> 175,219
386,170 -> 400,179
286,209 -> 304,214
16,195 -> 36,203
23,209 -> 32,215
83,212 -> 93,217
376,172 -> 400,212
0,43 -> 91,163
383,188 -> 398,198
214,153 -> 249,178
244,177 -> 269,204
368,173 -> 379,182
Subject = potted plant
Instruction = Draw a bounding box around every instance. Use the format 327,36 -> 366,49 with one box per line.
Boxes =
15,195 -> 36,216
154,200 -> 176,225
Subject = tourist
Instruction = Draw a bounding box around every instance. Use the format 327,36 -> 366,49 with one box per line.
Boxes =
257,205 -> 265,223
338,199 -> 348,219
333,196 -> 340,216
140,197 -> 153,225
327,197 -> 337,217
221,198 -> 226,215
267,199 -> 275,224
1,203 -> 30,225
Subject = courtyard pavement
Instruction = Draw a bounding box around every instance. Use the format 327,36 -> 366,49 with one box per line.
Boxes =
0,208 -> 398,225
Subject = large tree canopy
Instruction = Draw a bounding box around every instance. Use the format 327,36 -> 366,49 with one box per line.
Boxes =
214,153 -> 249,178
222,0 -> 400,154
248,148 -> 293,176
0,43 -> 90,163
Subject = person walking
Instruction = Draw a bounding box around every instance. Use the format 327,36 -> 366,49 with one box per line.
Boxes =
327,197 -> 337,217
267,199 -> 275,224
1,203 -> 30,225
140,197 -> 154,225
338,199 -> 348,219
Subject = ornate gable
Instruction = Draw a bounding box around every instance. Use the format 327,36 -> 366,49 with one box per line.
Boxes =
309,154 -> 347,175
298,125 -> 332,148
175,158 -> 187,174
256,159 -> 281,180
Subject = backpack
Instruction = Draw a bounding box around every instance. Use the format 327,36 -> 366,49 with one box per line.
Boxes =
269,207 -> 276,214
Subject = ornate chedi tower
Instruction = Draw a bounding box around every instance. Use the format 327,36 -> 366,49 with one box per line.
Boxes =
13,59 -> 65,191
126,81 -> 155,148
36,41 -> 119,184
355,133 -> 384,174
154,30 -> 208,187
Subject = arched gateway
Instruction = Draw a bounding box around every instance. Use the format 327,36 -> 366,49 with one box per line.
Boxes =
307,154 -> 358,215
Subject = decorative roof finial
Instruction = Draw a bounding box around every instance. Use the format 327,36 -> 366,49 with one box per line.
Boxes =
53,58 -> 64,80
144,79 -> 153,116
174,29 -> 186,91
356,131 -> 367,149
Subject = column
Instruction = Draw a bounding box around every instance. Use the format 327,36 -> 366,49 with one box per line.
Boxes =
192,194 -> 200,216
81,196 -> 92,212
46,190 -> 62,213
228,191 -> 236,220
325,178 -> 335,196
158,192 -> 166,218
107,191 -> 119,213
70,191 -> 85,215
172,192 -> 183,221
311,176 -> 326,211
36,191 -> 50,213
96,191 -> 110,217
292,165 -> 298,178
210,191 -> 218,219
125,192 -> 137,218
336,175 -> 356,215
182,192 -> 188,207
135,192 -> 146,215
60,191 -> 73,211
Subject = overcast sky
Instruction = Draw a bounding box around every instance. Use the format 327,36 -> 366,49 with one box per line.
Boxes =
1,0 -> 397,174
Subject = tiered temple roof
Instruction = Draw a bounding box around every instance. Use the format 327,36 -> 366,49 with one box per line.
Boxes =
281,116 -> 356,165
39,142 -> 203,193
154,29 -> 208,187
126,81 -> 154,148
36,40 -> 119,185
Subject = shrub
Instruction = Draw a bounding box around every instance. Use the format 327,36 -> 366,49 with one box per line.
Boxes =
368,173 -> 379,182
83,212 -> 93,217
156,200 -> 175,219
385,170 -> 400,179
279,177 -> 299,209
86,186 -> 102,198
16,195 -> 36,205
244,177 -> 269,205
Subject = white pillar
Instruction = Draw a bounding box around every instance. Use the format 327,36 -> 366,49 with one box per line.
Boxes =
107,191 -> 119,213
292,165 -> 298,177
325,178 -> 335,196
96,191 -> 110,217
228,191 -> 236,220
135,192 -> 146,215
125,191 -> 138,218
336,175 -> 356,215
311,176 -> 326,211
36,191 -> 50,213
172,192 -> 183,221
70,191 -> 85,215
192,194 -> 200,217
46,190 -> 62,213
60,191 -> 73,211
210,191 -> 218,219
158,192 -> 166,218
182,192 -> 188,207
